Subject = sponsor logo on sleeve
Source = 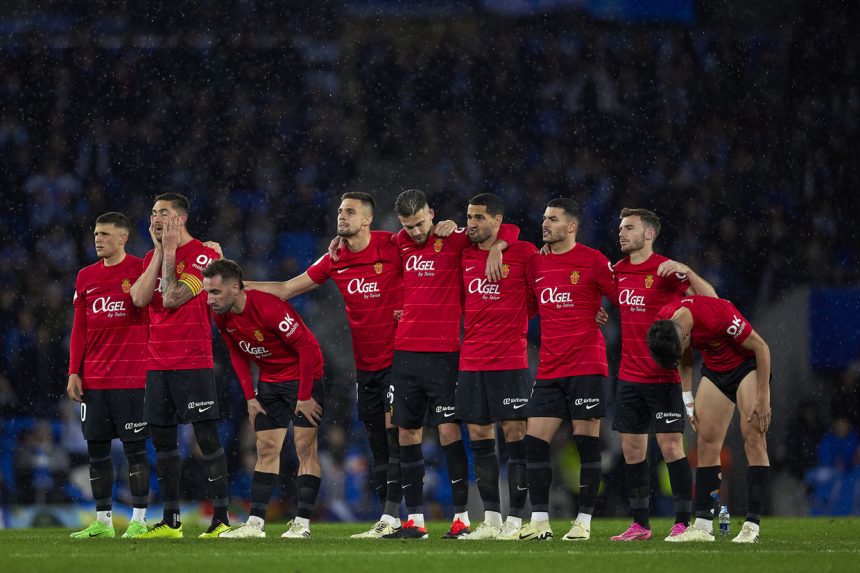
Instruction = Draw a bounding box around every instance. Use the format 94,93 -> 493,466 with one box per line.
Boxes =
192,254 -> 213,272
726,315 -> 747,339
278,315 -> 298,337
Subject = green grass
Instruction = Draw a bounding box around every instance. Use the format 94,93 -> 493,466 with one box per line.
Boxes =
1,518 -> 858,573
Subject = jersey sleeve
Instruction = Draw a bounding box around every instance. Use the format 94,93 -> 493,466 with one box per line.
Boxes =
178,244 -> 218,296
718,300 -> 753,345
671,271 -> 692,295
68,273 -> 87,375
594,251 -> 617,300
269,301 -> 318,400
305,253 -> 332,284
497,223 -> 520,245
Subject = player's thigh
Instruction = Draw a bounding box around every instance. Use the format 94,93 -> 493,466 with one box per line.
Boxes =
144,370 -> 179,426
170,369 -> 219,424
456,371 -> 492,426
81,389 -> 118,441
356,368 -> 390,423
423,352 -> 459,426
526,377 -> 569,423
572,417 -> 600,438
390,351 -> 431,430
108,388 -> 148,441
485,369 -> 531,422
734,371 -> 769,454
694,376 -> 735,453
612,380 -> 651,435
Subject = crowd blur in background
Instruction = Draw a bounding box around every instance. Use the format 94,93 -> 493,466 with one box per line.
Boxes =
0,0 -> 858,524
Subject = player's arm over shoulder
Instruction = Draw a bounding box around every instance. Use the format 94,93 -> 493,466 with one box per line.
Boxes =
246,272 -> 320,301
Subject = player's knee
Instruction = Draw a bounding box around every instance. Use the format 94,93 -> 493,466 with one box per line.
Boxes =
437,424 -> 461,446
192,420 -> 222,455
621,440 -> 645,462
122,439 -> 147,459
87,440 -> 111,462
294,437 -> 318,463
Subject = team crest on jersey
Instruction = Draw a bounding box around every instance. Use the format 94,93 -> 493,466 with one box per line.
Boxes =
176,261 -> 186,275
254,329 -> 264,342
121,278 -> 131,293
501,264 -> 510,279
374,262 -> 383,274
644,274 -> 654,288
570,270 -> 580,285
434,238 -> 443,253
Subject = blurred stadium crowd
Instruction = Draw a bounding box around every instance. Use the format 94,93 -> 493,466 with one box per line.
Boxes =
0,1 -> 857,521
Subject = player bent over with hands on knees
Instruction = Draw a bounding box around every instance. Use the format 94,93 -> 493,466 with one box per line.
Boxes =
203,259 -> 326,539
648,295 -> 771,543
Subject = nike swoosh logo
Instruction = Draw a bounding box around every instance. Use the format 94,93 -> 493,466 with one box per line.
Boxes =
337,268 -> 350,274
198,406 -> 213,413
208,476 -> 223,482
512,404 -> 527,409
89,477 -> 101,481
89,532 -> 102,537
86,287 -> 98,294
402,484 -> 413,489
465,266 -> 475,272
619,277 -> 628,282
535,277 -> 545,282
443,412 -> 456,418
130,472 -> 142,477
664,417 -> 681,423
387,480 -> 398,485
134,426 -> 146,433
585,403 -> 599,410
517,486 -> 528,491
451,479 -> 463,484
226,328 -> 236,333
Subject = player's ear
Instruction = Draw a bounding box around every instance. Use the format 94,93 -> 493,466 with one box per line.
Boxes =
428,208 -> 435,220
179,213 -> 189,226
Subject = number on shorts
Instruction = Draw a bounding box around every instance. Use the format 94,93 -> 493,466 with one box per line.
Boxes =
80,402 -> 87,422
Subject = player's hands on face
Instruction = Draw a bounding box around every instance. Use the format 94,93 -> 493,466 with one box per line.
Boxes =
747,395 -> 772,434
67,374 -> 83,402
247,398 -> 267,427
539,243 -> 551,256
595,307 -> 609,326
328,236 -> 345,262
162,215 -> 181,253
203,241 -> 223,258
657,259 -> 691,278
435,220 -> 457,238
296,398 -> 323,427
485,245 -> 503,282
148,218 -> 161,250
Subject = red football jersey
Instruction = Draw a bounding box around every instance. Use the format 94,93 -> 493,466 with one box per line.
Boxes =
214,290 -> 324,400
657,296 -> 755,373
69,255 -> 148,390
143,239 -> 220,370
306,231 -> 403,371
460,240 -> 538,371
528,244 -> 615,379
395,224 -> 519,353
614,253 -> 690,383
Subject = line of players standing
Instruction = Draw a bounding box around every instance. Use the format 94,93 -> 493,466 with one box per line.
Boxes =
67,190 -> 772,544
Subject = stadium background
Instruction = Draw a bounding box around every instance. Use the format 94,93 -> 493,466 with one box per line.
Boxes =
0,0 -> 857,527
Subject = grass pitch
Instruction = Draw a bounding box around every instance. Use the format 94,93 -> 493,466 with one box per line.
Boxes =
1,518 -> 857,573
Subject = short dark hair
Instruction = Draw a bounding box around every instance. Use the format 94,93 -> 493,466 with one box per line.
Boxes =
155,192 -> 191,215
95,212 -> 131,231
394,189 -> 429,217
202,258 -> 244,290
547,198 -> 582,222
469,193 -> 505,218
341,192 -> 375,215
620,207 -> 661,239
647,319 -> 682,369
